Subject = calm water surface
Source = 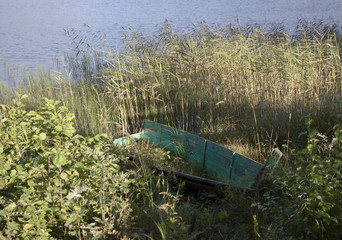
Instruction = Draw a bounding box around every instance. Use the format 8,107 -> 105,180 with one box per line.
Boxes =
1,0 -> 341,86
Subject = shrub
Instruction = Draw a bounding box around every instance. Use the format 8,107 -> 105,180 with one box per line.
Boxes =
0,93 -> 135,239
256,118 -> 342,239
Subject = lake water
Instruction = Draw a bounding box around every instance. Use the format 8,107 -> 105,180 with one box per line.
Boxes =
1,0 -> 341,86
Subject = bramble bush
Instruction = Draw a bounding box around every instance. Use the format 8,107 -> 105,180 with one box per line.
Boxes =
256,117 -> 342,239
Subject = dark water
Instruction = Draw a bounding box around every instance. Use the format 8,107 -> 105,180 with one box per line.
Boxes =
1,0 -> 341,86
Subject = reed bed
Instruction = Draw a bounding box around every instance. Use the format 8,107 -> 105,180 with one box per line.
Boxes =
2,21 -> 341,161
100,22 -> 342,158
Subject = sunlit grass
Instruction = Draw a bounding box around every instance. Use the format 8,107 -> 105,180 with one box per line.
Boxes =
1,20 -> 341,161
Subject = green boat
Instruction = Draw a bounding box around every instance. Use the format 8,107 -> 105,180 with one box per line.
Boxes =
114,120 -> 282,189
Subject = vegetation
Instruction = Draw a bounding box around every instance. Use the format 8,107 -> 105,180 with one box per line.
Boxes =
0,94 -> 189,239
1,20 -> 342,239
255,118 -> 342,239
2,21 -> 341,159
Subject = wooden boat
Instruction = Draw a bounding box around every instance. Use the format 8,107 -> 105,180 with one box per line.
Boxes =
114,120 -> 282,190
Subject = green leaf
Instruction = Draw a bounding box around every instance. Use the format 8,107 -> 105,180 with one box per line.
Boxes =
3,163 -> 11,171
60,172 -> 68,180
45,192 -> 52,202
14,91 -> 21,98
308,129 -> 318,138
0,179 -> 5,187
26,205 -> 35,213
16,165 -> 24,173
55,125 -> 63,132
5,202 -> 17,211
330,217 -> 338,223
63,126 -> 75,137
24,223 -> 33,230
307,144 -> 314,151
39,132 -> 47,140
65,212 -> 78,226
53,152 -> 66,168
10,169 -> 17,176
9,177 -> 17,184
32,114 -> 45,121
52,177 -> 59,186
27,180 -> 35,187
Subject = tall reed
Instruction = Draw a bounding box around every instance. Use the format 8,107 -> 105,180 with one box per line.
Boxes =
100,22 -> 342,154
1,20 -> 341,160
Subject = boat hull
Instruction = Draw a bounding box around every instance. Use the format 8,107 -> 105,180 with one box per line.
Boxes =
114,120 -> 282,189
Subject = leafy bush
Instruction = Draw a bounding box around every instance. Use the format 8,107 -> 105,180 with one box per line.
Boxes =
0,93 -> 135,239
0,93 -> 192,239
256,118 -> 342,239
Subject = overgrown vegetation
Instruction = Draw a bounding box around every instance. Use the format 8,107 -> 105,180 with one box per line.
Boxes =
2,20 -> 341,159
1,95 -> 341,239
255,118 -> 342,239
1,20 -> 342,239
0,94 -> 189,239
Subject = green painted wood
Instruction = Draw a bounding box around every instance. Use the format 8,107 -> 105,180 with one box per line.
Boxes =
143,120 -> 181,153
203,140 -> 233,183
114,120 -> 282,189
183,132 -> 206,166
113,132 -> 143,145
230,153 -> 264,188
